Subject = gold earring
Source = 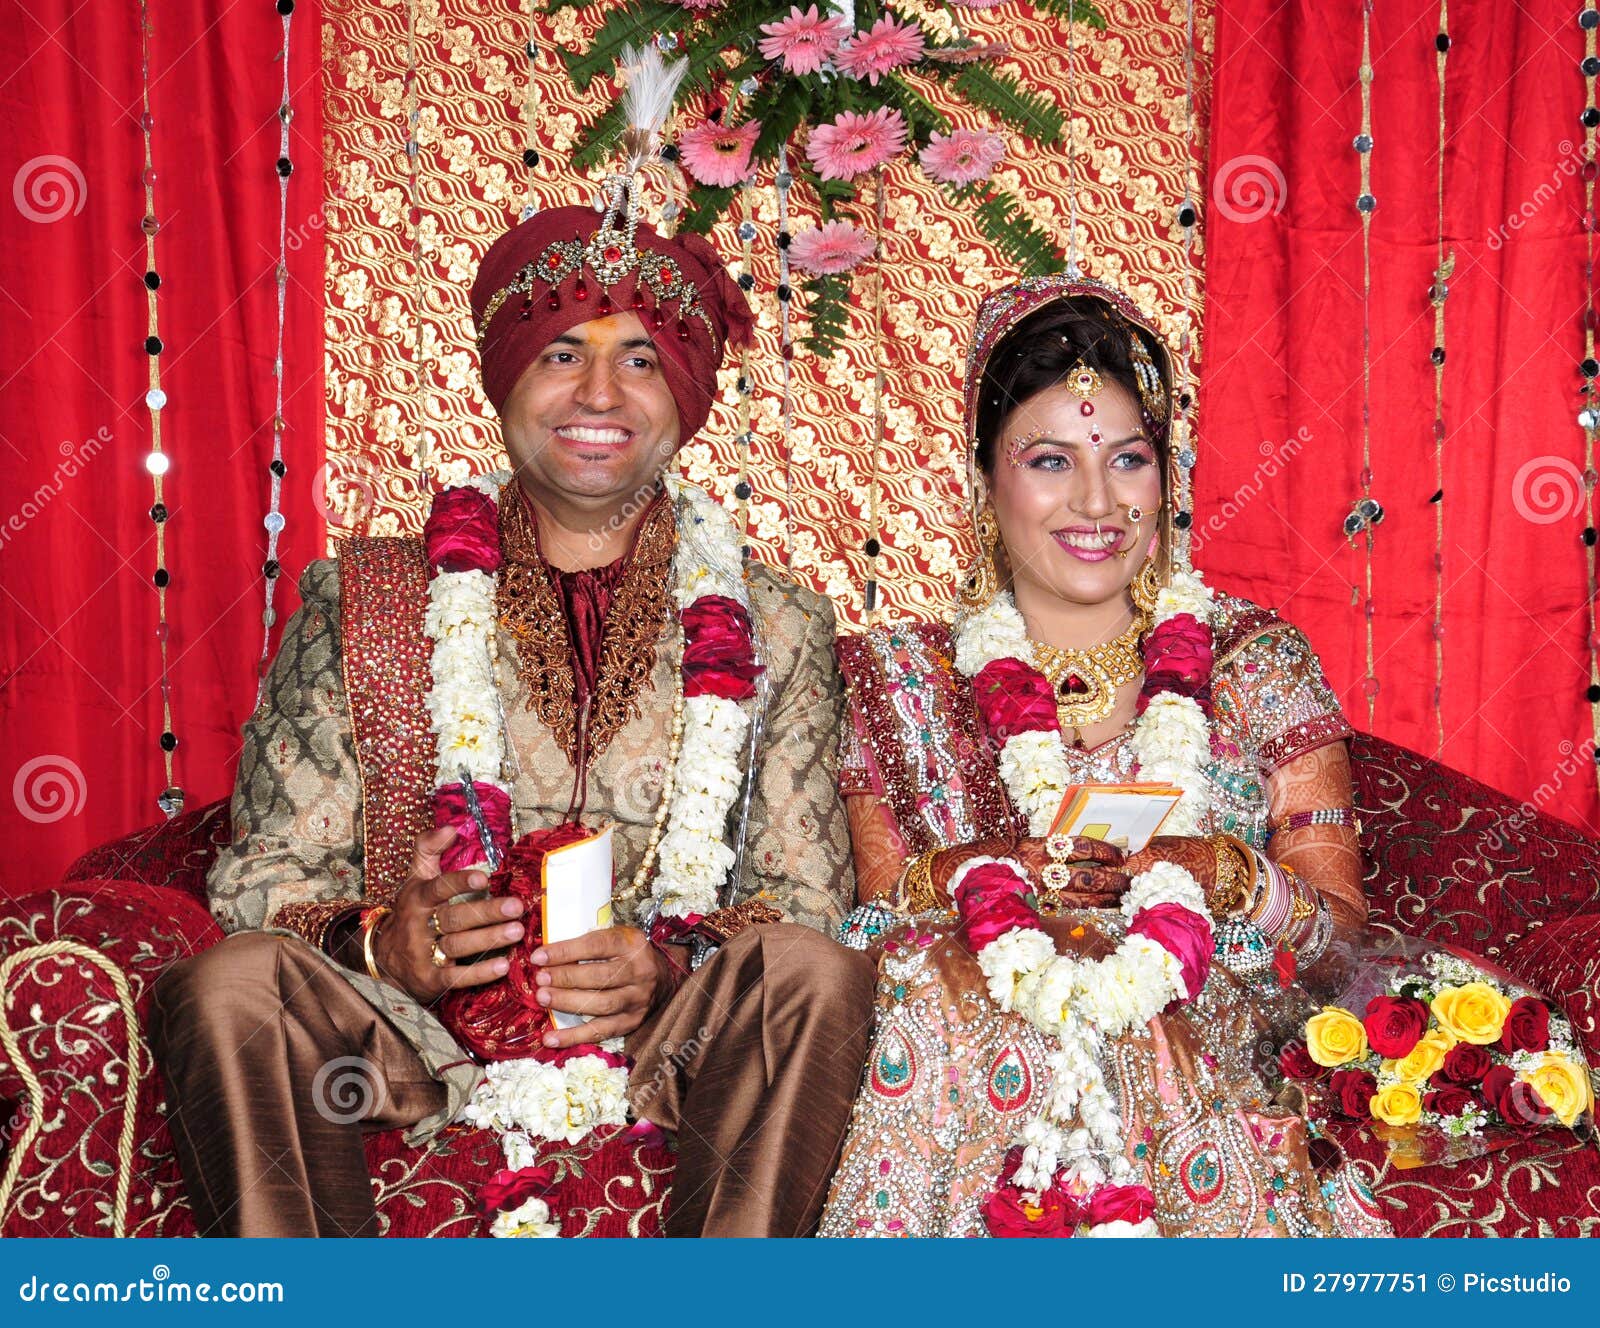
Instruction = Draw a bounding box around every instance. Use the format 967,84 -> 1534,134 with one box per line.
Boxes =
960,503 -> 1002,607
1130,556 -> 1162,614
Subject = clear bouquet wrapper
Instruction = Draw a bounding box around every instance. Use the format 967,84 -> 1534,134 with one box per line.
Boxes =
1275,935 -> 1595,1168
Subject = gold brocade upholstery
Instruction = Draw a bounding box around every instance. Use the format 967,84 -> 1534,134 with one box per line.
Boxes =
320,0 -> 1213,628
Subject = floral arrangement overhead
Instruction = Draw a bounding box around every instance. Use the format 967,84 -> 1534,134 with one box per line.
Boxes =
547,0 -> 1105,353
1283,950 -> 1594,1169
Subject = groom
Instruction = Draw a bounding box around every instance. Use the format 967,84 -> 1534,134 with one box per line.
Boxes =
149,205 -> 873,1238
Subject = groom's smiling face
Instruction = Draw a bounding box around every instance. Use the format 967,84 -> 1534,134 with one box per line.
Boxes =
499,311 -> 681,509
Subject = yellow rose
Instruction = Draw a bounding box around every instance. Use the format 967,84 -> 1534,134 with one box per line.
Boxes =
1370,1082 -> 1424,1126
1388,1027 -> 1458,1083
1305,1006 -> 1369,1067
1429,982 -> 1512,1046
1519,1053 -> 1594,1128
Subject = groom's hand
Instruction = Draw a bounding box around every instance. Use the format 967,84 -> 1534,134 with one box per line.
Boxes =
531,926 -> 677,1048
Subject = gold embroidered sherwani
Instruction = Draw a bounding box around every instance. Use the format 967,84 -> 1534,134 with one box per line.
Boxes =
206,536 -> 856,1129
151,490 -> 871,1237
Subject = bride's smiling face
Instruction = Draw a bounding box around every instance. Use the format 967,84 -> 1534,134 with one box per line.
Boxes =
986,378 -> 1164,609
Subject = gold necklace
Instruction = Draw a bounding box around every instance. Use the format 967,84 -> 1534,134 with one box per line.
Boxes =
1032,614 -> 1148,730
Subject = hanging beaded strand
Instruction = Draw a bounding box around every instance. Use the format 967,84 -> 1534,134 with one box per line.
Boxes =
1065,3 -> 1081,276
404,0 -> 427,477
139,0 -> 181,818
257,0 -> 297,709
775,148 -> 797,568
1169,0 -> 1200,568
1355,0 -> 1379,727
733,182 -> 758,560
1582,3 -> 1600,794
518,2 -> 540,224
1428,5 -> 1452,753
862,167 -> 888,621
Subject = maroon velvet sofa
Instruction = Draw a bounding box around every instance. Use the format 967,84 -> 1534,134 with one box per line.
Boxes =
3,732 -> 1600,1237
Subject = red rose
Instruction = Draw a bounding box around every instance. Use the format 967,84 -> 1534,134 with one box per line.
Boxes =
680,596 -> 764,700
1087,1183 -> 1156,1228
1440,1042 -> 1493,1085
955,863 -> 1039,952
981,1183 -> 1077,1238
1361,994 -> 1430,1059
1128,902 -> 1213,1002
1279,1039 -> 1325,1081
1137,613 -> 1214,716
477,1165 -> 555,1217
1330,1068 -> 1377,1120
432,781 -> 513,875
1425,1084 -> 1476,1118
972,657 -> 1061,741
1480,1065 -> 1550,1128
1499,996 -> 1551,1054
424,485 -> 503,574
544,1043 -> 630,1070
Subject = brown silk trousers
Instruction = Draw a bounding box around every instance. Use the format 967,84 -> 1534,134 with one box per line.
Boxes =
148,923 -> 874,1238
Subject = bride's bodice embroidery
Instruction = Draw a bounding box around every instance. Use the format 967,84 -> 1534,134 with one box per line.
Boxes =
836,592 -> 1351,852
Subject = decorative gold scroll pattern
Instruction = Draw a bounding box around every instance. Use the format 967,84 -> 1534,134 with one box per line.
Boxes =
322,0 -> 1212,626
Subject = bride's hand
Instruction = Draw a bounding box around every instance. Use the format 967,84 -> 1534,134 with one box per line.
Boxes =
1124,835 -> 1217,888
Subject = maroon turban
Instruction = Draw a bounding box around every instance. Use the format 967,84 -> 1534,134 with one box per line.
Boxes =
471,204 -> 755,445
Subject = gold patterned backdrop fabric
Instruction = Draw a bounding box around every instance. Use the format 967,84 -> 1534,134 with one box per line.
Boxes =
321,0 -> 1212,626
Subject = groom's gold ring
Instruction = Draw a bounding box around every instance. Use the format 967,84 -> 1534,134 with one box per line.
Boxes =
427,908 -> 443,938
429,939 -> 449,969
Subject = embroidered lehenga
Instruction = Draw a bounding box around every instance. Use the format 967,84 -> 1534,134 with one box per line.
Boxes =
818,276 -> 1393,1238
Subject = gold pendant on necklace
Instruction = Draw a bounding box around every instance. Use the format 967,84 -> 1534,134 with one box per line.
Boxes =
1034,615 -> 1147,729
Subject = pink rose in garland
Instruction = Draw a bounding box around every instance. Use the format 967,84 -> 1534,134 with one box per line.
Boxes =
680,595 -> 763,700
677,120 -> 762,188
972,656 -> 1060,741
1136,612 -> 1213,716
806,107 -> 907,181
1087,1183 -> 1156,1229
1361,994 -> 1430,1059
758,4 -> 848,75
1128,902 -> 1212,1001
424,485 -> 502,574
476,1165 -> 555,1218
433,781 -> 513,874
953,862 -> 1038,951
981,1149 -> 1084,1237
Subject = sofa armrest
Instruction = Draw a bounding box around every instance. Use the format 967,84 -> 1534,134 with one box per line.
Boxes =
1501,913 -> 1600,1064
0,882 -> 222,1237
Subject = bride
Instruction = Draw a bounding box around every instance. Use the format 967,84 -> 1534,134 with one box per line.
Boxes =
819,274 -> 1392,1238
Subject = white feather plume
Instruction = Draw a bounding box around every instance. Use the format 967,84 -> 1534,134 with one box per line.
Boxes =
617,44 -> 689,175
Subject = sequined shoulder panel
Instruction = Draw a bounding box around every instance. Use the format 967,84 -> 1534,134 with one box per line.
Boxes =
835,622 -> 1018,855
337,535 -> 435,902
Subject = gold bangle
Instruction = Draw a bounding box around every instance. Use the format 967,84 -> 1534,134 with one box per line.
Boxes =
360,905 -> 393,983
1206,834 -> 1251,916
895,850 -> 943,916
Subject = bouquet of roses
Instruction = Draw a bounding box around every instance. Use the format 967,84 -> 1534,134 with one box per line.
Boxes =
1278,946 -> 1594,1168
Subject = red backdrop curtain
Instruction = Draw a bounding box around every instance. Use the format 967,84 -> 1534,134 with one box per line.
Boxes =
1198,0 -> 1600,831
0,0 -> 325,890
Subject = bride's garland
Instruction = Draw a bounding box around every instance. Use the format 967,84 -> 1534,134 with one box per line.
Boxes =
948,567 -> 1218,1237
419,471 -> 757,1236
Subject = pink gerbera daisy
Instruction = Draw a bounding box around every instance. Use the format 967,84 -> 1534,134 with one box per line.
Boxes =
919,127 -> 1006,185
758,4 -> 849,75
787,220 -> 877,275
836,15 -> 925,85
677,119 -> 762,187
806,107 -> 908,182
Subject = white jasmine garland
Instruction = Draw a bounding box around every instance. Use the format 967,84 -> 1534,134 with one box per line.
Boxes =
489,1194 -> 562,1239
421,472 -> 755,924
